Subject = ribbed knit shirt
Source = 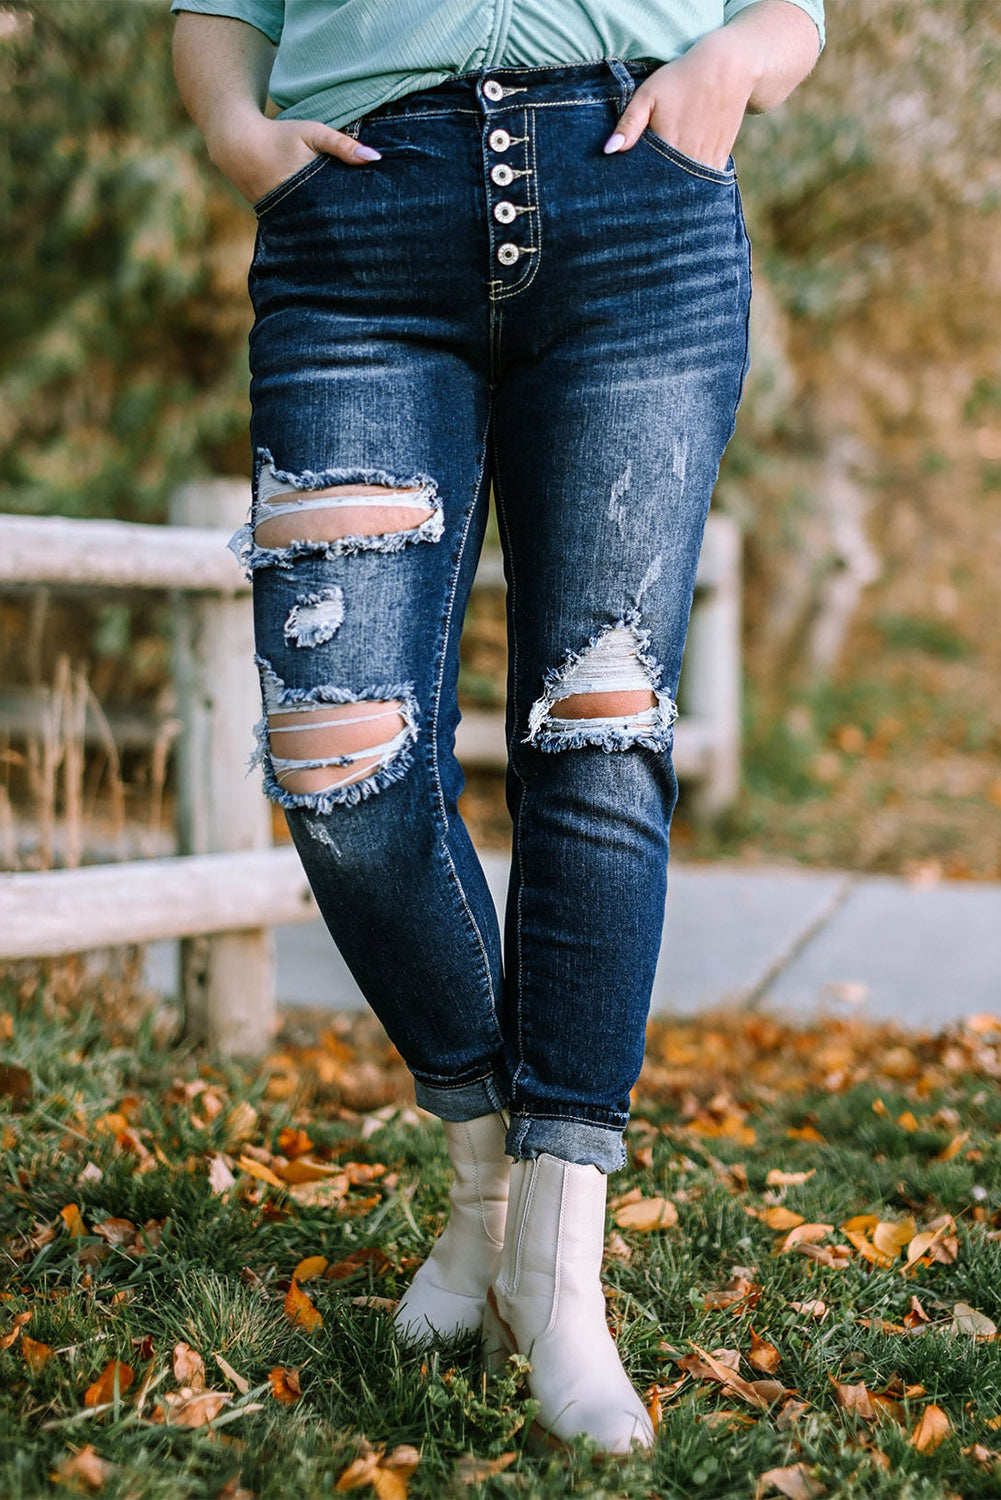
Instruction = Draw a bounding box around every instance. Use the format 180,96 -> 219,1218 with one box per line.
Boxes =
169,0 -> 825,131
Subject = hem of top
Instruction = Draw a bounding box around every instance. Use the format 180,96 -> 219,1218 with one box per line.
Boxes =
271,55 -> 664,131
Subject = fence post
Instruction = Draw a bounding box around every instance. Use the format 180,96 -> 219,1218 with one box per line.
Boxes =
169,480 -> 276,1058
679,516 -> 743,821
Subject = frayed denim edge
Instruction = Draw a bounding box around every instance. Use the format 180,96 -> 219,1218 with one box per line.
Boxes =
249,655 -> 420,811
226,447 -> 444,578
522,607 -> 679,753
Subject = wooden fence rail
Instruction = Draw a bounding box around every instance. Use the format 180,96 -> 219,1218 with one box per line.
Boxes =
0,480 -> 741,1055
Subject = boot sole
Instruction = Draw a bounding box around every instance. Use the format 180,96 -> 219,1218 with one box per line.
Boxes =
481,1289 -> 652,1461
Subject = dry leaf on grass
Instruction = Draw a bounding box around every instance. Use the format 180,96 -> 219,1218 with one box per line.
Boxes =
160,1389 -> 232,1428
454,1452 -> 517,1485
52,1443 -> 118,1492
335,1443 -> 420,1499
237,1156 -> 285,1190
1,1310 -> 32,1349
223,1101 -> 258,1147
284,1277 -> 323,1333
614,1196 -> 678,1231
0,1062 -> 32,1107
325,1248 -> 393,1281
681,1341 -> 774,1410
287,1176 -> 350,1208
173,1342 -> 206,1389
92,1218 -> 136,1247
208,1154 -> 237,1195
216,1353 -> 250,1394
950,1302 -> 997,1337
765,1169 -> 816,1187
755,1462 -> 827,1499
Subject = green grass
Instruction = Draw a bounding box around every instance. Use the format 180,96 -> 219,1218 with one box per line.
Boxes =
5,985 -> 1001,1498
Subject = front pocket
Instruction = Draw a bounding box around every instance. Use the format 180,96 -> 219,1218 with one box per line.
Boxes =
639,127 -> 735,184
252,154 -> 331,216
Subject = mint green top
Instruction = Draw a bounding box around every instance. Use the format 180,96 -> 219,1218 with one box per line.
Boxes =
170,0 -> 825,131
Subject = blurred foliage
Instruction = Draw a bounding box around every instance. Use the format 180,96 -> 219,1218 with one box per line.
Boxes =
0,0 -> 254,521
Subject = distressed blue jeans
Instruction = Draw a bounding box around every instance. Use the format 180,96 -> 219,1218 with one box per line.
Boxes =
230,58 -> 751,1173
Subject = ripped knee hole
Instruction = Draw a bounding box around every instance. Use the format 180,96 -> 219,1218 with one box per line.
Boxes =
254,481 -> 435,549
550,689 -> 657,720
268,699 -> 408,793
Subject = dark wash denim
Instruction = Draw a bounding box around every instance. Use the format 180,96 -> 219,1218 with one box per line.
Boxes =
231,58 -> 751,1172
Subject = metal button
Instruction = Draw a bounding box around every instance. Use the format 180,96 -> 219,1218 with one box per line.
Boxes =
493,201 -> 517,224
490,163 -> 514,186
496,242 -> 520,266
488,128 -> 511,152
482,79 -> 505,101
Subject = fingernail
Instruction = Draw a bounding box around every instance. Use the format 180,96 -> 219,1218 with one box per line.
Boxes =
603,132 -> 626,154
353,143 -> 381,161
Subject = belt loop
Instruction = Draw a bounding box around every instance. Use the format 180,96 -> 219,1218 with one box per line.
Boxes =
605,57 -> 637,115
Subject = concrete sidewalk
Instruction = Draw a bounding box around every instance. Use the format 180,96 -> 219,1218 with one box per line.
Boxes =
144,852 -> 1001,1029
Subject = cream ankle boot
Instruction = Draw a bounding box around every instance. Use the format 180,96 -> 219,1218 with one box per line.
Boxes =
393,1110 -> 510,1349
481,1152 -> 654,1456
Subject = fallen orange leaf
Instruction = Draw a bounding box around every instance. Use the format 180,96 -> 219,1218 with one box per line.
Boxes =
1,1310 -> 32,1349
911,1402 -> 951,1452
269,1366 -> 303,1405
935,1130 -> 971,1162
757,1206 -> 806,1231
284,1277 -> 323,1333
293,1255 -> 328,1282
614,1196 -> 678,1232
237,1155 -> 285,1189
748,1326 -> 781,1374
84,1360 -> 134,1407
277,1126 -> 314,1159
22,1335 -> 54,1375
765,1168 -> 816,1187
60,1204 -> 86,1237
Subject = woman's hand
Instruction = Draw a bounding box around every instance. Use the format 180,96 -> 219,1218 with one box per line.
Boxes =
603,28 -> 756,170
603,1 -> 822,168
208,111 -> 380,206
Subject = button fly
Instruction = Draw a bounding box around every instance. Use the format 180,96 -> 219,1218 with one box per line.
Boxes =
482,79 -> 505,101
493,201 -> 517,224
496,243 -> 520,266
490,163 -> 514,186
488,128 -> 511,152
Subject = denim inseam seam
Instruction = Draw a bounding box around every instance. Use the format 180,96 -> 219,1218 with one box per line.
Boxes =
488,420 -> 529,1100
428,404 -> 503,1045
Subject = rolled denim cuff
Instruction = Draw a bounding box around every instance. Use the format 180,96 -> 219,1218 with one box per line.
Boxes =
506,1113 -> 627,1173
412,1068 -> 509,1122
